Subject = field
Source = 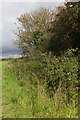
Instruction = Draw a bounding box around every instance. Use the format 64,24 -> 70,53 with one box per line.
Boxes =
2,56 -> 78,118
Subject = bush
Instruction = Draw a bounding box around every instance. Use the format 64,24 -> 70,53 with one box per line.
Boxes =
35,49 -> 78,102
12,49 -> 78,105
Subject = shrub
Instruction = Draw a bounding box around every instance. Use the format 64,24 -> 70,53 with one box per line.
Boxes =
12,49 -> 78,105
35,49 -> 78,102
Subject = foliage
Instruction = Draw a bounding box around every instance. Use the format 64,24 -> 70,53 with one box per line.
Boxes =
4,1 -> 79,118
48,2 -> 80,55
8,49 -> 78,107
15,2 -> 80,56
15,8 -> 54,55
2,56 -> 78,118
34,49 -> 78,101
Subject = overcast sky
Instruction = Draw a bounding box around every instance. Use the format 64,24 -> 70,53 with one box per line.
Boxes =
0,0 -> 65,58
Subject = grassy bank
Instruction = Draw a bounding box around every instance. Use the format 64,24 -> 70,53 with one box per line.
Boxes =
2,56 -> 78,118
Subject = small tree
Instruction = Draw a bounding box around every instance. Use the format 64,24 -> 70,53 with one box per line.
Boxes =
15,8 -> 55,56
15,2 -> 80,56
48,2 -> 80,55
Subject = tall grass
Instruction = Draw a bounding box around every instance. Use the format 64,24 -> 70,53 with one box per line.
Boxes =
0,60 -> 2,118
2,49 -> 79,118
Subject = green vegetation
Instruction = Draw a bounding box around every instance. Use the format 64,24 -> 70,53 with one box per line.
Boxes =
0,61 -> 2,118
2,49 -> 78,118
2,1 -> 80,118
15,2 -> 80,56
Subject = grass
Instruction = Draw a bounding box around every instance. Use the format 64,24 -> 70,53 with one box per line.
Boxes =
0,60 -> 2,118
2,59 -> 78,118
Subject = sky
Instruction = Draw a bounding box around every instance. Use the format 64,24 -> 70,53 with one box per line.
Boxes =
0,0 -> 65,58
